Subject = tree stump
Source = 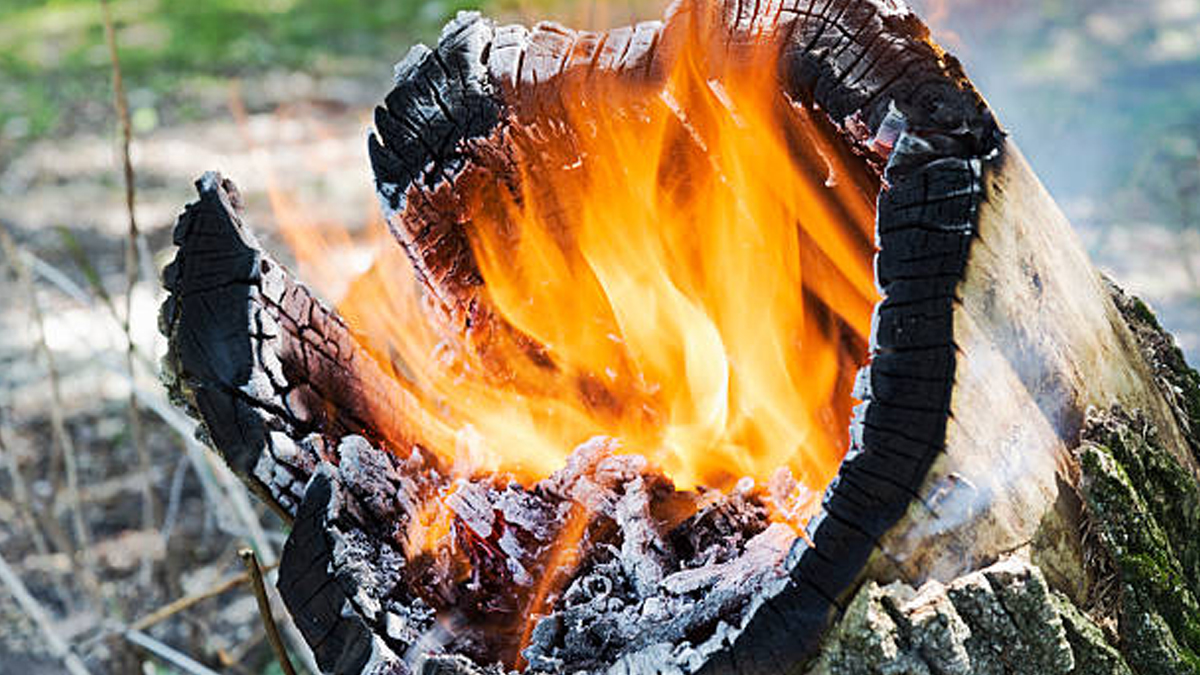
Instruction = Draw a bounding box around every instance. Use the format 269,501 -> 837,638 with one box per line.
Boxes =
159,0 -> 1200,673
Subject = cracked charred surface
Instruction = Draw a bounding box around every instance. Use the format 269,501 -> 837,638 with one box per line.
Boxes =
160,176 -> 813,673
811,400 -> 1200,675
811,287 -> 1200,675
363,2 -> 1000,671
160,0 -> 1000,670
160,174 -> 451,520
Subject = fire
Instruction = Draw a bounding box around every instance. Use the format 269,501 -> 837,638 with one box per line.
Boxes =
281,9 -> 877,507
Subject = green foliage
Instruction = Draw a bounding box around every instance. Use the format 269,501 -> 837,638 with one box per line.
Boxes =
0,0 -> 482,152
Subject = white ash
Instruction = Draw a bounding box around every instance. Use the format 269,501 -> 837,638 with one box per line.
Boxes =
254,431 -> 328,512
614,476 -> 669,596
310,433 -> 801,673
447,480 -> 498,539
521,445 -> 796,673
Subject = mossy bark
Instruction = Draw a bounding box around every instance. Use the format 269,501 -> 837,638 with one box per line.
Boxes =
812,287 -> 1200,675
1077,426 -> 1200,674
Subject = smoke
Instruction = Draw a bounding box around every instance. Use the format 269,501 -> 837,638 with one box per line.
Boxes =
907,0 -> 1200,358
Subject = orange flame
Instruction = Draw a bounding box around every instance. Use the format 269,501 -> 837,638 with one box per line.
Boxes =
263,9 -> 881,665
281,8 -> 878,511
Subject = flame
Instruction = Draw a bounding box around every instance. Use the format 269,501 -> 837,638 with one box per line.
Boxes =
266,6 -> 880,664
280,12 -> 877,498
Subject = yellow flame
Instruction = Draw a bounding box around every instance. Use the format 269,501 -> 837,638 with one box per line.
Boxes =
282,9 -> 878,498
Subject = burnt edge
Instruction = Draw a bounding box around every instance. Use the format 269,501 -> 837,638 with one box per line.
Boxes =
160,171 -> 512,673
365,1 -> 1001,673
160,173 -> 314,516
160,173 -> 437,519
159,174 -> 420,672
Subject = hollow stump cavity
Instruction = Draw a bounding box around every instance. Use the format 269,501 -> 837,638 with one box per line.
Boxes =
159,0 -> 1200,673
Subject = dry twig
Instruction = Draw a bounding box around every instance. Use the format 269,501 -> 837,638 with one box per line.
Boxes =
0,550 -> 94,675
240,548 -> 299,675
100,0 -> 156,585
128,561 -> 279,632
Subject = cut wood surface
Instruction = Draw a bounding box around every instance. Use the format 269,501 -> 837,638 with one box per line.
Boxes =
868,142 -> 1200,586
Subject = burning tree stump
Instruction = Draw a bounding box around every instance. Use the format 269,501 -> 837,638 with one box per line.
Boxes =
160,0 -> 1200,673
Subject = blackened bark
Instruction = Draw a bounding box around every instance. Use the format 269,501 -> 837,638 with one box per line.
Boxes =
160,0 -> 1176,667
160,173 -> 451,519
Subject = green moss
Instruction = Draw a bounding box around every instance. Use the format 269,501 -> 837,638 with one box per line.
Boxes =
1050,592 -> 1133,675
1127,296 -> 1164,332
1120,599 -> 1196,675
1078,443 -> 1200,674
1091,422 -> 1200,595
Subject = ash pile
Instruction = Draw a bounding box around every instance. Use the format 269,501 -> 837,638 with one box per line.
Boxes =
304,432 -> 805,674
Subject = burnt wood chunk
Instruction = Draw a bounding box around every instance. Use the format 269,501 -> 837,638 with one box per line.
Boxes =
279,472 -> 373,673
160,173 -> 450,518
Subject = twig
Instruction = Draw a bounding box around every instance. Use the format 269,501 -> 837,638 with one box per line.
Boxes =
124,629 -> 223,675
55,333 -> 280,570
128,561 -> 279,632
130,375 -> 317,673
0,550 -> 94,675
11,244 -> 316,670
0,408 -> 50,557
17,242 -> 271,563
26,246 -> 164,377
0,225 -> 100,599
53,229 -> 123,327
161,454 -> 189,544
240,548 -> 298,675
100,0 -> 156,585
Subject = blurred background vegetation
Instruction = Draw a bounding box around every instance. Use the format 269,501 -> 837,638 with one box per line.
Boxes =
1,0 -> 1199,673
0,0 -> 475,143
